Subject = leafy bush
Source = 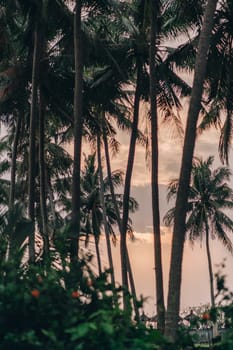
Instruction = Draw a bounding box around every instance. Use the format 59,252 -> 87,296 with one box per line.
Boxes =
2,243 -> 233,350
0,246 -> 166,350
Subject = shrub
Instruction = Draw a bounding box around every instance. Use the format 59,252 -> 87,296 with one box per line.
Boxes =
0,247 -> 166,350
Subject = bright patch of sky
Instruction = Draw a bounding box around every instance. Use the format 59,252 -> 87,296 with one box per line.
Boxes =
97,230 -> 233,316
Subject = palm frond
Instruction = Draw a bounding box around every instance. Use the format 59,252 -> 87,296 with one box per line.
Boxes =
213,212 -> 233,254
163,207 -> 175,227
166,178 -> 179,202
219,110 -> 233,165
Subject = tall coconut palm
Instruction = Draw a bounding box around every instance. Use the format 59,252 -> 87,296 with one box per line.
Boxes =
147,0 -> 202,331
165,0 -> 218,339
164,156 -> 233,308
71,0 -> 83,262
28,19 -> 42,262
71,0 -> 119,262
97,130 -> 116,286
120,0 -> 157,308
149,0 -> 165,332
38,86 -> 50,258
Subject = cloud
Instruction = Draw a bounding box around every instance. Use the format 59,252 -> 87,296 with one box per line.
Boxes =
65,96 -> 224,190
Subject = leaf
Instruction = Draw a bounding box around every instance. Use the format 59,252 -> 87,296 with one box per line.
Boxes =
100,322 -> 114,335
66,323 -> 97,341
41,329 -> 57,342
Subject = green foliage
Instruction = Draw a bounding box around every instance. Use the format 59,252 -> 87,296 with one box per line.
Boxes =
0,245 -> 164,350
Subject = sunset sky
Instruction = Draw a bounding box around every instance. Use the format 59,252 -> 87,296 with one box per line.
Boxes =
62,66 -> 233,316
81,95 -> 233,317
62,24 -> 233,319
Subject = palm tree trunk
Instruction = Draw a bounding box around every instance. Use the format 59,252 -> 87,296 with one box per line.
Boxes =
9,113 -> 21,210
97,131 -> 115,286
47,176 -> 56,238
149,0 -> 165,333
205,221 -> 218,339
121,63 -> 142,307
94,235 -> 102,276
39,89 -> 50,258
126,248 -> 140,323
102,128 -> 140,321
93,213 -> 102,276
71,0 -> 83,261
165,0 -> 218,339
205,221 -> 215,308
28,24 -> 41,262
8,113 -> 22,258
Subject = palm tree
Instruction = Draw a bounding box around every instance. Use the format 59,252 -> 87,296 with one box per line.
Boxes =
149,0 -> 165,332
80,153 -> 138,279
26,0 -> 45,262
97,130 -> 116,286
164,156 -> 233,308
71,0 -> 122,262
71,0 -> 83,262
165,0 -> 218,339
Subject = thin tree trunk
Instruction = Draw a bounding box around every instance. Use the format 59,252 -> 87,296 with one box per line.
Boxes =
205,221 -> 218,339
97,131 -> 115,286
94,237 -> 102,276
28,25 -> 41,262
219,37 -> 233,165
103,128 -> 140,322
126,248 -> 140,323
121,63 -> 142,307
39,89 -> 50,258
47,176 -> 56,238
93,214 -> 102,276
165,0 -> 218,339
8,113 -> 21,258
9,114 -> 21,209
71,0 -> 83,261
149,0 -> 165,333
205,221 -> 215,308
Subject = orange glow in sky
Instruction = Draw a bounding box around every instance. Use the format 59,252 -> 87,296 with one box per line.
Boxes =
67,96 -> 233,315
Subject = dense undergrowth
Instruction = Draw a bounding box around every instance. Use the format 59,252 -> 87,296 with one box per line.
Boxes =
0,240 -> 164,350
0,239 -> 233,350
